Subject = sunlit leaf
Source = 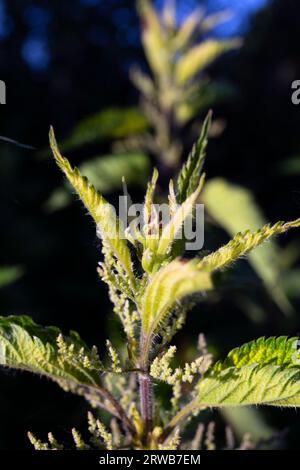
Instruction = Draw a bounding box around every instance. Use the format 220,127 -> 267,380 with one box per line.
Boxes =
195,336 -> 300,407
198,218 -> 300,274
0,315 -> 103,392
155,175 -> 205,264
142,168 -> 159,255
177,111 -> 211,203
141,259 -> 213,338
49,128 -> 135,282
144,168 -> 159,228
46,152 -> 150,211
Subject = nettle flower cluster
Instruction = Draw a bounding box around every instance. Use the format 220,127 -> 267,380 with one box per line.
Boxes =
0,114 -> 300,450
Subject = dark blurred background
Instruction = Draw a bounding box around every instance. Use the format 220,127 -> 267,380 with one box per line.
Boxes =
0,0 -> 300,449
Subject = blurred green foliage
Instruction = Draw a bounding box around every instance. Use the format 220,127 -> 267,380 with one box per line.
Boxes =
203,178 -> 293,314
61,108 -> 149,152
0,0 -> 299,450
0,266 -> 23,288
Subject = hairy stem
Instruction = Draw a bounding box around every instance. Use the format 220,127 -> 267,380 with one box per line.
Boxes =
139,333 -> 154,443
139,333 -> 152,373
139,373 -> 153,438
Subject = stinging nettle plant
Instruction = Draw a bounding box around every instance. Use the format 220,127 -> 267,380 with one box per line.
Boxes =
1,115 -> 300,450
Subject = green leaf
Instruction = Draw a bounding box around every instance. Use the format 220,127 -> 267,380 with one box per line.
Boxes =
0,315 -> 102,392
49,128 -> 135,283
142,168 -> 159,256
60,107 -> 149,152
175,39 -> 241,85
0,266 -> 23,288
214,336 -> 299,370
198,219 -> 300,274
144,168 -> 159,227
79,152 -> 150,193
154,175 -> 205,266
177,111 -> 211,204
280,155 -> 300,175
202,178 -> 300,313
141,259 -> 213,338
195,336 -> 300,407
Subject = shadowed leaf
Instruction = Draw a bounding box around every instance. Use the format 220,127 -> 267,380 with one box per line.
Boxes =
61,107 -> 148,152
0,266 -> 23,288
203,178 -> 298,313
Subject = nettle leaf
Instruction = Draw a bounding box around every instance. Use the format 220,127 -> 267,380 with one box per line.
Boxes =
142,168 -> 159,255
175,39 -> 241,85
177,111 -> 211,204
141,259 -> 213,338
142,175 -> 204,274
153,175 -> 205,269
144,168 -> 159,226
46,152 -> 151,212
198,219 -> 300,273
214,336 -> 299,371
195,336 -> 300,407
49,128 -> 135,283
50,127 -> 111,224
0,316 -> 102,392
